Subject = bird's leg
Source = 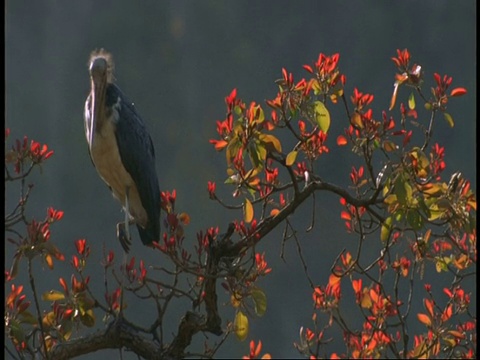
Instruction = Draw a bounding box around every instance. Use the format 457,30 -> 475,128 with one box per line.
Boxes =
117,186 -> 132,318
116,187 -> 133,252
124,186 -> 131,244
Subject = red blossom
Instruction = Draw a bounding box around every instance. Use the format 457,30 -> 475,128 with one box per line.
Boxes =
207,181 -> 216,199
255,252 -> 272,276
351,88 -> 374,110
75,239 -> 87,255
391,48 -> 410,70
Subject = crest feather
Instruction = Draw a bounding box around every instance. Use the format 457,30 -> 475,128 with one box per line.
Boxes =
88,48 -> 115,83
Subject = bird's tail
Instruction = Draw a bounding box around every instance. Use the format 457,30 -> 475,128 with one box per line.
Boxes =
136,222 -> 159,246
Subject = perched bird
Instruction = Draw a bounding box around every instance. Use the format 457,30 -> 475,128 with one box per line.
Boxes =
84,49 -> 160,252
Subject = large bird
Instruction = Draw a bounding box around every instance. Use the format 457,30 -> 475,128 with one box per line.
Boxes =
84,49 -> 160,252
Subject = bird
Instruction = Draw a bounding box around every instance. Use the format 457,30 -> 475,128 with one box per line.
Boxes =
84,49 -> 160,252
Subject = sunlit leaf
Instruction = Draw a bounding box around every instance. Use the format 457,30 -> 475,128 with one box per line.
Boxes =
328,273 -> 341,287
361,290 -> 372,309
42,311 -> 56,327
383,140 -> 397,152
213,140 -> 228,151
417,313 -> 432,327
381,217 -> 393,243
384,194 -> 398,205
422,183 -> 446,197
42,290 -> 65,301
45,254 -> 54,269
234,310 -> 249,341
244,198 -> 254,223
256,105 -> 265,124
336,135 -> 348,146
424,298 -> 435,317
350,112 -> 363,129
444,112 -> 454,128
448,330 -> 466,339
231,292 -> 241,308
408,92 -> 415,110
270,208 -> 280,217
259,134 -> 282,153
450,87 -> 467,97
314,101 -> 330,133
285,150 -> 298,166
251,287 -> 267,317
435,257 -> 449,273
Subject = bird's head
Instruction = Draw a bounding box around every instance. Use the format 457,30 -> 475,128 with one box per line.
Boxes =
88,49 -> 115,87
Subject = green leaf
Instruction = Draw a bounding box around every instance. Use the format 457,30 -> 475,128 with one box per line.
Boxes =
394,175 -> 412,205
444,112 -> 454,128
381,216 -> 393,243
234,310 -> 249,341
248,142 -> 263,169
81,309 -> 95,328
285,150 -> 298,166
251,287 -> 267,317
234,105 -> 243,115
407,210 -> 423,230
244,198 -> 254,223
314,101 -> 331,133
19,311 -> 38,325
408,92 -> 416,110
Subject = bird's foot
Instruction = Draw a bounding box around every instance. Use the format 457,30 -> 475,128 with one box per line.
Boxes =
116,222 -> 132,253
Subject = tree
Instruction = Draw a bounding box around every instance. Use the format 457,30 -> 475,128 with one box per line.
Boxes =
5,49 -> 476,359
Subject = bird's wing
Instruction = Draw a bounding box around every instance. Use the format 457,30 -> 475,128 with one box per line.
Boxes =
107,84 -> 161,243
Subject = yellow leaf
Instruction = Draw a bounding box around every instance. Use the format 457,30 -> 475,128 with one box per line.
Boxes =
285,150 -> 298,166
350,112 -> 363,129
42,311 -> 56,327
384,194 -> 398,205
381,217 -> 393,243
314,101 -> 331,133
234,310 -> 249,341
444,112 -> 454,128
42,290 -> 65,301
244,198 -> 254,223
383,140 -> 398,152
259,134 -> 282,153
408,92 -> 415,110
360,290 -> 372,309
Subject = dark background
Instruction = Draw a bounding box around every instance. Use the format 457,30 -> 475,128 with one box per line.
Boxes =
5,1 -> 476,358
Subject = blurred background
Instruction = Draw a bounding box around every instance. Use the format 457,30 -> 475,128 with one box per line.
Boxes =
5,1 -> 476,358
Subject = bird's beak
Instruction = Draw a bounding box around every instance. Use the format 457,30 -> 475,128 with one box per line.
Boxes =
88,58 -> 108,147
